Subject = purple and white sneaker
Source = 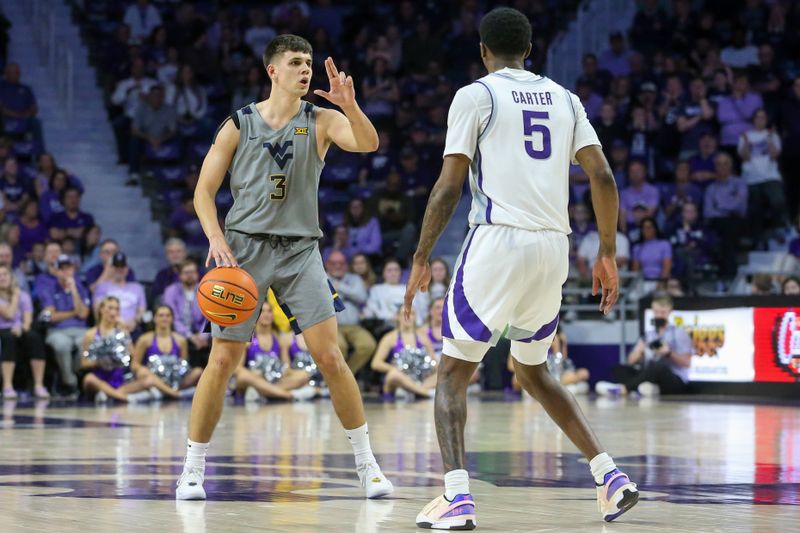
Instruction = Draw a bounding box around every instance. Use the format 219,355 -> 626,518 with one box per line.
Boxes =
416,493 -> 476,530
596,469 -> 639,522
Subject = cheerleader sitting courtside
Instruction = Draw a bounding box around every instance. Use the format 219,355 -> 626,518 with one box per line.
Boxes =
81,296 -> 172,403
232,302 -> 317,402
131,305 -> 203,398
372,308 -> 437,399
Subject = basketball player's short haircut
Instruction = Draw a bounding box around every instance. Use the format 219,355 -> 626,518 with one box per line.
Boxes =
263,34 -> 313,68
479,7 -> 532,58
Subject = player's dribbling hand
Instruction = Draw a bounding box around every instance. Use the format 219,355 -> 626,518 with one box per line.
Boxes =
592,255 -> 619,315
207,235 -> 238,268
313,57 -> 356,109
403,259 -> 431,321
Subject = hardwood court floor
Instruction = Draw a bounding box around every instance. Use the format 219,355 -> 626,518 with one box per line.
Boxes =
0,395 -> 798,532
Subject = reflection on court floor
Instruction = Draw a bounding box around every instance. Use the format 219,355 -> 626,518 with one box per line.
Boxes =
0,398 -> 797,532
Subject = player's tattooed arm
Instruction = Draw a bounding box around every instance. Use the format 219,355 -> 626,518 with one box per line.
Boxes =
413,155 -> 471,262
405,155 -> 469,317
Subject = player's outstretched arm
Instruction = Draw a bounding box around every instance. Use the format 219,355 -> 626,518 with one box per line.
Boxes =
403,154 -> 470,318
315,57 -> 379,153
576,144 -> 620,315
196,117 -> 240,268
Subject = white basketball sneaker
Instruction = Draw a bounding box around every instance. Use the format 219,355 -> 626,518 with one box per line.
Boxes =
176,467 -> 207,500
356,460 -> 394,499
290,385 -> 316,401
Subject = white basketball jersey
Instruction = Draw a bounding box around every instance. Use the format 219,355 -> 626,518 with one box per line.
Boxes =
444,68 -> 601,234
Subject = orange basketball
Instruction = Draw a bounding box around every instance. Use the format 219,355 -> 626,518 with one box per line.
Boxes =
197,267 -> 259,327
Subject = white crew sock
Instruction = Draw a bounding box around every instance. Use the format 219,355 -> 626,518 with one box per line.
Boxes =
345,423 -> 376,466
444,469 -> 470,500
589,452 -> 617,485
185,439 -> 210,471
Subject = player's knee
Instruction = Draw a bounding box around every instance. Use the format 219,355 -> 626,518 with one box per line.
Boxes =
209,342 -> 246,375
313,347 -> 347,377
577,368 -> 590,381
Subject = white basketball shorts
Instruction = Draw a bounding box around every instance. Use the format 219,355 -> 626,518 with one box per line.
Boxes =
441,224 -> 569,366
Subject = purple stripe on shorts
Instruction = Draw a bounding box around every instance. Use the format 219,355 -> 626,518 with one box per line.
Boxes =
452,228 -> 492,342
518,313 -> 559,343
441,293 -> 453,339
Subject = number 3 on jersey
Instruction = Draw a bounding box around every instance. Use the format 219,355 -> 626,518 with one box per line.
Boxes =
522,110 -> 551,160
269,174 -> 287,200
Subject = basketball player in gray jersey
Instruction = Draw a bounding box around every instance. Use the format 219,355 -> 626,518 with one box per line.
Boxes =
176,35 -> 394,500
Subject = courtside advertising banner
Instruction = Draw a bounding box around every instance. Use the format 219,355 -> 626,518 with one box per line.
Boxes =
644,307 -> 755,382
753,308 -> 800,383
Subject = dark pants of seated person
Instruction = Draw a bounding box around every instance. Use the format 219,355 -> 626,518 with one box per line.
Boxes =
128,136 -> 146,174
748,181 -> 787,247
612,359 -> 687,395
1,329 -> 46,389
112,115 -> 132,163
0,329 -> 46,363
707,216 -> 746,278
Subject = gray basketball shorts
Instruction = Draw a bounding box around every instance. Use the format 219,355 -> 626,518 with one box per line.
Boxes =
211,230 -> 344,342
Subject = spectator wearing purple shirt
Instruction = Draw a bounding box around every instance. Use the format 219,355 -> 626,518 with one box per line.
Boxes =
16,199 -> 48,258
620,160 -> 660,232
688,132 -> 719,188
569,203 -> 596,261
716,72 -> 763,150
38,170 -> 68,223
598,32 -> 634,77
676,78 -> 716,157
39,255 -> 90,392
32,240 -> 61,298
322,225 -> 351,263
48,187 -> 95,242
575,79 -> 603,121
0,265 -> 48,399
0,63 -> 42,145
168,194 -> 206,254
92,252 -> 146,333
703,153 -> 748,277
662,160 -> 704,229
790,215 -> 800,259
344,197 -> 382,259
161,259 -> 209,367
0,157 -> 33,216
576,53 -> 613,97
632,218 -> 673,281
669,202 -> 715,282
151,238 -> 189,303
84,239 -> 136,292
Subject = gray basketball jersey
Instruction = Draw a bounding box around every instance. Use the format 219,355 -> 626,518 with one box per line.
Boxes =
224,101 -> 325,238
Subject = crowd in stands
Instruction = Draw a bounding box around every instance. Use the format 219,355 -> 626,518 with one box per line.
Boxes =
1,0 -> 800,401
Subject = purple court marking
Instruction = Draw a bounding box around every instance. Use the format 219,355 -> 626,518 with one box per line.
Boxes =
1,415 -> 137,430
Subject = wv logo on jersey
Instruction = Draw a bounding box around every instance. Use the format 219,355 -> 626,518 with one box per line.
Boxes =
263,140 -> 293,169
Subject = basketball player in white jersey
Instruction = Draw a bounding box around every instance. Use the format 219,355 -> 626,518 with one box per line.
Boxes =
405,8 -> 639,530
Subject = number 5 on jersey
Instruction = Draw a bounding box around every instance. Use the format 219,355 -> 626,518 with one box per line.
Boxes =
269,174 -> 287,200
522,110 -> 551,160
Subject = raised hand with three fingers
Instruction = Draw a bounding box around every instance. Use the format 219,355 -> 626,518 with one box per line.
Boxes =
313,57 -> 356,109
